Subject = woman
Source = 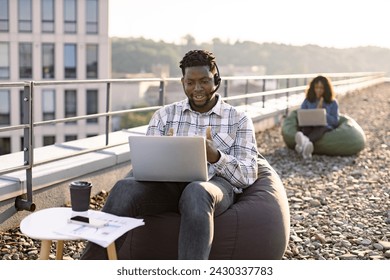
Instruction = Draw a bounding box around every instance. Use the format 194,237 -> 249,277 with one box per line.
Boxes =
295,75 -> 339,159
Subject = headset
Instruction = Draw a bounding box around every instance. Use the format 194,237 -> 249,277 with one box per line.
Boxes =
211,62 -> 221,93
213,62 -> 221,86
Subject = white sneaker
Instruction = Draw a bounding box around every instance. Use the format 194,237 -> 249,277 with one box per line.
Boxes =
302,141 -> 314,159
295,132 -> 307,154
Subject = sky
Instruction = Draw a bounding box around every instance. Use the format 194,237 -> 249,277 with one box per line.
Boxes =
109,0 -> 390,49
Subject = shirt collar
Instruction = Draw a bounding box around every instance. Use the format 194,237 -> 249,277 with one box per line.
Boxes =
183,94 -> 224,116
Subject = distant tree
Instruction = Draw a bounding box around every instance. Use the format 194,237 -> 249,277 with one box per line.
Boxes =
120,105 -> 156,129
111,37 -> 390,77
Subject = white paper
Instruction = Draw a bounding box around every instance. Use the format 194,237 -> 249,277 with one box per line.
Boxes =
54,211 -> 144,248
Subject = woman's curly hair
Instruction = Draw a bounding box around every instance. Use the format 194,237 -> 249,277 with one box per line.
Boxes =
305,75 -> 336,103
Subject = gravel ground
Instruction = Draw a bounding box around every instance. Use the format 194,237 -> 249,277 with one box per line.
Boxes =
1,83 -> 389,260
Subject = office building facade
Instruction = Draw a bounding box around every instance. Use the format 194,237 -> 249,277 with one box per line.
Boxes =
0,0 -> 109,155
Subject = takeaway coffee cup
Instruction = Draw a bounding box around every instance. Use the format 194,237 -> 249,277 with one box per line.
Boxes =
69,181 -> 92,212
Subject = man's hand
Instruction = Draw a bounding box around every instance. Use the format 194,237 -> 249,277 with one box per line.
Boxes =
167,127 -> 174,136
317,97 -> 324,108
206,126 -> 221,163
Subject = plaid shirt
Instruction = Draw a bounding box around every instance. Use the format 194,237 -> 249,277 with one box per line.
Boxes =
146,94 -> 258,189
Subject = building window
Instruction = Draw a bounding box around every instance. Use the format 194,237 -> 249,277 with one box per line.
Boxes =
0,0 -> 9,32
65,135 -> 77,142
64,44 -> 77,79
0,90 -> 10,125
18,0 -> 32,32
86,44 -> 98,78
0,42 -> 9,79
42,43 -> 55,79
86,90 -> 98,123
41,0 -> 55,33
43,136 -> 55,146
20,90 -> 25,124
64,0 -> 77,33
19,43 -> 32,79
42,89 -> 55,121
0,137 -> 11,155
20,136 -> 24,151
86,0 -> 98,34
65,90 -> 77,124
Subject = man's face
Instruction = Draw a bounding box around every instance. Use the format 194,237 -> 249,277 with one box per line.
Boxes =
181,66 -> 217,113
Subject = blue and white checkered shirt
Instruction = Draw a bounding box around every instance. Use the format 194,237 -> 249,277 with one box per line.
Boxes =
146,94 -> 258,190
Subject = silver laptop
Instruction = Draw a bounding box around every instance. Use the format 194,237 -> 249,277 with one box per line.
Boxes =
128,135 -> 210,182
297,109 -> 327,126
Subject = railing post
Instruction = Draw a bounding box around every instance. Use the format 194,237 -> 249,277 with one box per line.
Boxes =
105,82 -> 112,146
245,79 -> 249,108
285,78 -> 290,116
15,81 -> 36,212
223,80 -> 228,98
158,80 -> 165,106
262,79 -> 266,108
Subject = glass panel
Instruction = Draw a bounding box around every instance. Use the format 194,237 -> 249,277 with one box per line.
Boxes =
42,43 -> 55,78
43,136 -> 55,146
0,43 -> 9,79
42,89 -> 55,121
0,90 -> 10,125
64,44 -> 77,78
86,90 -> 98,123
65,135 -> 77,142
18,0 -> 32,32
64,0 -> 77,33
20,90 -> 25,124
41,0 -> 54,32
65,90 -> 77,124
86,44 -> 98,78
0,137 -> 11,155
86,0 -> 98,33
19,43 -> 32,78
0,0 -> 9,32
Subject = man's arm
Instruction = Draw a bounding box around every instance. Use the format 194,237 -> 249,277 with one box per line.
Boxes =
146,109 -> 167,136
211,115 -> 258,189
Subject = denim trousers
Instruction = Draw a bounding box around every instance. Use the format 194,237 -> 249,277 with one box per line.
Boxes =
81,176 -> 235,260
300,126 -> 331,143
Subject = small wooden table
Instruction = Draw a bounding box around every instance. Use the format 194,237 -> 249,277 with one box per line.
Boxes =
20,207 -> 117,260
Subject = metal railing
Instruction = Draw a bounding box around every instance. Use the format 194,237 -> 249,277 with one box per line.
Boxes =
0,71 -> 385,211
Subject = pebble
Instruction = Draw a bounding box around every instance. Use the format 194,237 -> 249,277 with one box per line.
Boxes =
378,241 -> 390,250
339,253 -> 357,260
309,199 -> 322,207
1,85 -> 390,260
360,239 -> 372,246
373,243 -> 384,251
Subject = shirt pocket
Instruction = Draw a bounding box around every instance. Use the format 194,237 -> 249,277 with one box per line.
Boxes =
214,133 -> 235,153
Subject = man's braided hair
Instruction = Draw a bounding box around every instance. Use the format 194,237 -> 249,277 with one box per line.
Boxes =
179,50 -> 217,76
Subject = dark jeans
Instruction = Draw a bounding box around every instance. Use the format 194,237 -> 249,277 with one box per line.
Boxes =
80,176 -> 235,260
300,126 -> 331,143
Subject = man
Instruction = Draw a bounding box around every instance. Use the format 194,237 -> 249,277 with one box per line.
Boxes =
81,50 -> 258,260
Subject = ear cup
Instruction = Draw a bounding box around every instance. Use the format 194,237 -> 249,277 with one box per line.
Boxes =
214,73 -> 221,86
213,62 -> 221,86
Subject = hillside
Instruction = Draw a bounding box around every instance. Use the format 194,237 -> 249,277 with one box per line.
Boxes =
111,37 -> 390,76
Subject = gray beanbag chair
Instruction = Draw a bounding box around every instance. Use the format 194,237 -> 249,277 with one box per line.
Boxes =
117,156 -> 290,260
282,110 -> 366,156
